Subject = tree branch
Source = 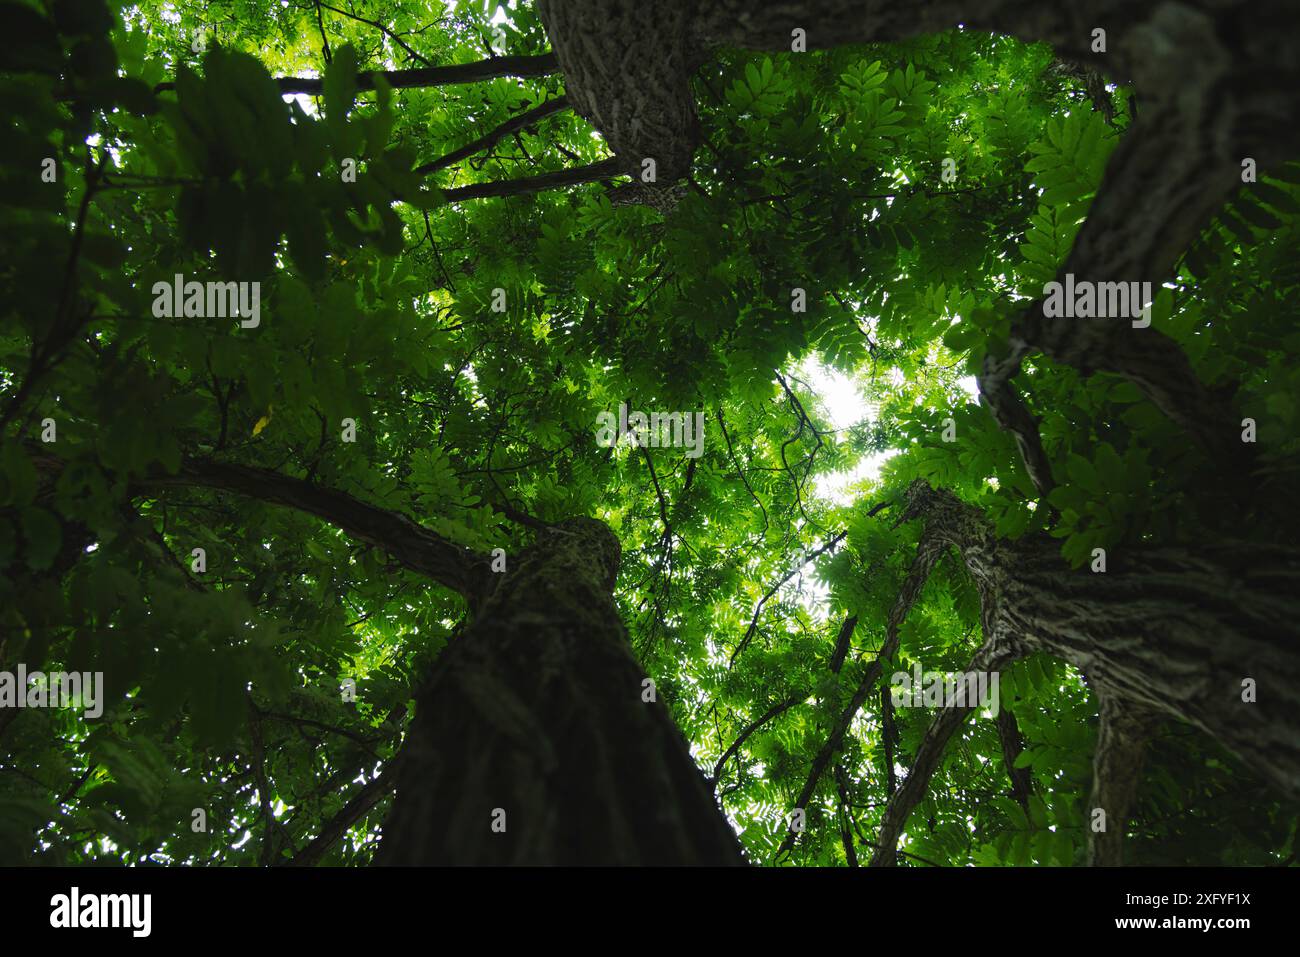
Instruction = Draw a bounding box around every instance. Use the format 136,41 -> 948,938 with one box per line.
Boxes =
880,684 -> 898,798
828,614 -> 858,674
441,157 -> 624,202
316,0 -> 431,67
834,764 -> 859,867
156,52 -> 559,95
776,520 -> 948,857
283,758 -> 400,867
868,639 -> 1022,866
1088,696 -> 1160,866
711,691 -> 803,786
996,707 -> 1034,811
729,530 -> 848,666
141,458 -> 493,604
415,95 -> 571,176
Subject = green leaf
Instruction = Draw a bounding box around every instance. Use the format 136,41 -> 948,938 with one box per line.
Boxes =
0,3 -> 63,74
1231,196 -> 1282,231
1253,180 -> 1300,214
20,506 -> 61,571
324,43 -> 359,123
53,0 -> 114,36
0,443 -> 38,506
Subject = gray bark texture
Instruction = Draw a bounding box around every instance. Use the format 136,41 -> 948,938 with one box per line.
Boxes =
375,517 -> 746,864
858,481 -> 1300,865
896,480 -> 1300,799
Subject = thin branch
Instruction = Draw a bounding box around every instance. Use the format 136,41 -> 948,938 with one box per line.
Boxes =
316,0 -> 430,67
1,153 -> 107,431
155,52 -> 558,95
415,95 -> 571,175
711,692 -> 803,785
868,640 -> 1022,866
283,757 -> 401,867
729,530 -> 848,667
716,409 -> 768,534
834,764 -> 859,867
441,157 -> 624,202
313,0 -> 333,64
775,519 -> 945,857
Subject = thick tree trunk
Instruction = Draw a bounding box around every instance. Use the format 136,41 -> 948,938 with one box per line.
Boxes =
536,0 -> 703,185
899,481 -> 1300,799
375,517 -> 746,865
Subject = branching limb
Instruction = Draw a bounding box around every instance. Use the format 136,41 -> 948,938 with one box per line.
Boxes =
316,0 -> 432,67
711,692 -> 803,788
140,458 -> 494,605
775,522 -> 948,857
729,530 -> 848,667
716,409 -> 768,534
868,639 -> 1024,866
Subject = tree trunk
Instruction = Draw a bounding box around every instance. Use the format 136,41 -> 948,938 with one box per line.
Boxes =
375,517 -> 746,865
899,481 -> 1300,799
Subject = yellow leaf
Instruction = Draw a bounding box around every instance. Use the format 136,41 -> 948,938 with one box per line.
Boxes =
252,405 -> 274,437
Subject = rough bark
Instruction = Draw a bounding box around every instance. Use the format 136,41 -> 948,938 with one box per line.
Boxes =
536,0 -> 703,187
1087,697 -> 1161,866
995,708 -> 1034,811
375,517 -> 746,865
28,450 -> 745,863
897,480 -> 1300,801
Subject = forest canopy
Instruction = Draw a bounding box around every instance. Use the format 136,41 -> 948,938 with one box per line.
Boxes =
1,0 -> 1298,867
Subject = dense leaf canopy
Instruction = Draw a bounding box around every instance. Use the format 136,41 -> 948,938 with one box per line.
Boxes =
1,0 -> 1297,867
